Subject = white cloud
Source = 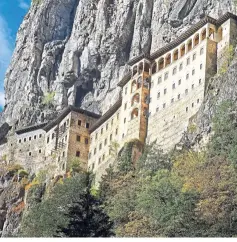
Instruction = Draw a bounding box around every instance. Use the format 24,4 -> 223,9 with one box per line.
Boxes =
0,92 -> 5,107
0,15 -> 13,109
18,0 -> 30,10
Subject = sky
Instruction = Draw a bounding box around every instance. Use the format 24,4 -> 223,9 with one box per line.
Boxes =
0,0 -> 31,111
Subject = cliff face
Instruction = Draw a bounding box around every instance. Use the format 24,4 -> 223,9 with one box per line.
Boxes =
1,0 -> 236,128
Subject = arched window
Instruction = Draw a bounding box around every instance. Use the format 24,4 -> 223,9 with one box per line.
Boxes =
158,58 -> 164,70
194,34 -> 199,47
138,62 -> 143,74
133,65 -> 138,76
131,108 -> 139,120
201,28 -> 207,41
144,62 -> 150,73
137,76 -> 142,89
131,80 -> 137,93
165,53 -> 171,67
209,27 -> 215,40
180,44 -> 185,57
151,62 -> 157,74
187,39 -> 192,52
131,93 -> 140,106
173,49 -> 179,61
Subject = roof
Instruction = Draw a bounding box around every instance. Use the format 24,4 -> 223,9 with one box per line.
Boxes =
126,12 -> 237,65
89,98 -> 122,133
43,106 -> 101,132
16,122 -> 48,135
117,71 -> 132,87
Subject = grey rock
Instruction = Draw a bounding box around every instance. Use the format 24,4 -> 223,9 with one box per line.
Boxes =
1,0 -> 236,129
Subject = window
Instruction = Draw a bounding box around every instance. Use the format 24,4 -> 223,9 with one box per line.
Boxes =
178,94 -> 181,100
101,128 -> 103,134
178,79 -> 181,85
34,135 -> 37,140
163,103 -> 166,109
104,138 -> 107,146
92,163 -> 95,170
95,133 -> 98,140
116,128 -> 118,135
24,138 -> 26,142
29,137 -> 32,141
52,133 -> 55,139
200,48 -> 204,55
29,152 -> 31,156
179,63 -> 183,71
187,58 -> 190,65
47,137 -> 49,143
164,88 -> 167,95
19,139 -> 21,143
157,92 -> 160,99
185,89 -> 188,95
78,120 -> 82,126
102,154 -> 105,161
99,143 -> 102,150
156,107 -> 159,112
39,149 -> 42,154
106,123 -> 109,130
98,157 -> 101,164
110,134 -> 112,141
77,135 -> 81,142
76,151 -> 80,157
173,67 -> 177,75
197,99 -> 200,103
94,148 -> 97,155
85,138 -> 89,144
186,73 -> 189,80
86,123 -> 90,129
65,135 -> 67,141
199,79 -> 202,85
89,152 -> 91,159
124,103 -> 127,110
171,98 -> 174,103
192,84 -> 194,89
192,103 -> 194,108
111,119 -> 114,125
200,64 -> 203,70
164,72 -> 169,80
125,87 -> 128,94
158,77 -> 162,84
193,53 -> 196,60
117,113 -> 120,119
39,134 -> 42,138
124,118 -> 126,123
186,107 -> 189,112
192,69 -> 195,75
63,151 -> 65,157
172,83 -> 175,89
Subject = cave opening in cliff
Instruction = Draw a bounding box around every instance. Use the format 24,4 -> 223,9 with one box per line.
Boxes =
75,84 -> 91,107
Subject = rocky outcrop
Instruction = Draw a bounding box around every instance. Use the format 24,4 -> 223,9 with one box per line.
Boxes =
1,0 -> 236,128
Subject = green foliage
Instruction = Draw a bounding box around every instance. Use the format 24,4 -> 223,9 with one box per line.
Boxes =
218,45 -> 234,74
42,91 -> 55,106
209,100 -> 237,164
17,169 -> 29,177
66,158 -> 82,173
20,173 -> 113,237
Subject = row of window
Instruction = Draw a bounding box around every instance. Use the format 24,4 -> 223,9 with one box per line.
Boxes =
18,134 -> 43,143
152,62 -> 203,87
155,98 -> 200,112
78,119 -> 90,129
76,135 -> 89,144
153,79 -> 202,102
92,113 -> 119,141
27,149 -> 42,156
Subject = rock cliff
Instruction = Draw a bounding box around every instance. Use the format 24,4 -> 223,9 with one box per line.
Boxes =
1,0 -> 236,128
